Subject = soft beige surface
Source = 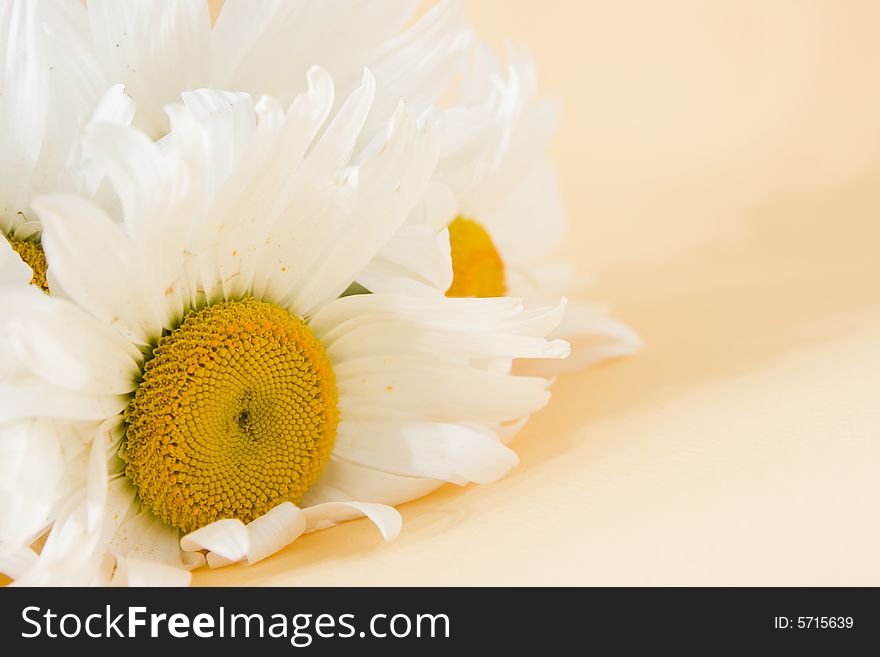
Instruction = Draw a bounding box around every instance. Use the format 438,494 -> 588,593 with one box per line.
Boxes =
195,0 -> 880,585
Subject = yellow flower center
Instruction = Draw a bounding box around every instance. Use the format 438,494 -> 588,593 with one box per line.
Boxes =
122,298 -> 338,534
445,217 -> 506,297
6,237 -> 48,292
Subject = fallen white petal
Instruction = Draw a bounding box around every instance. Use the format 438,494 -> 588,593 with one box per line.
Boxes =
304,502 -> 402,541
179,518 -> 248,562
206,552 -> 237,569
244,502 -> 307,565
181,551 -> 206,571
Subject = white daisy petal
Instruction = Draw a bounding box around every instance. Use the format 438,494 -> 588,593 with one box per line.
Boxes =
243,502 -> 307,565
84,424 -> 110,534
112,557 -> 191,587
462,105 -> 561,249
0,421 -> 58,550
34,192 -> 165,343
303,457 -> 442,507
214,70 -> 337,302
0,418 -> 109,561
6,290 -> 140,395
335,420 -> 519,485
14,431 -> 110,586
205,552 -> 237,569
179,88 -> 256,195
109,511 -> 156,559
325,299 -> 564,350
212,0 -> 417,108
107,486 -> 189,586
0,0 -> 47,224
326,318 -> 568,363
304,502 -> 402,541
0,546 -> 38,579
309,294 -> 525,337
303,68 -> 375,177
336,356 -> 552,423
0,236 -> 33,286
181,551 -> 206,571
88,83 -> 136,127
9,221 -> 40,242
288,103 -> 439,314
179,519 -> 249,562
81,121 -> 166,240
181,87 -> 252,123
518,302 -> 643,374
0,383 -> 126,423
106,508 -> 150,562
37,0 -> 106,112
76,84 -> 137,196
87,0 -> 211,139
356,224 -> 452,295
363,0 -> 472,140
126,516 -> 183,568
186,503 -> 310,569
104,474 -> 139,518
0,0 -> 134,243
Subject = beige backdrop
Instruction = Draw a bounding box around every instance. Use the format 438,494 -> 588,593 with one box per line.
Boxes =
198,0 -> 880,585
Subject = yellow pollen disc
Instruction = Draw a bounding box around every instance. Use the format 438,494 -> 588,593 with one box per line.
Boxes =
122,297 -> 338,534
6,237 -> 48,292
445,216 -> 506,298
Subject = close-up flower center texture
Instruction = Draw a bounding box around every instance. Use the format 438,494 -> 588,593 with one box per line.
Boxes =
122,298 -> 339,534
445,216 -> 506,298
5,237 -> 49,292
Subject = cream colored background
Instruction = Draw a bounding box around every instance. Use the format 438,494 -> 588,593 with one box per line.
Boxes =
196,0 -> 880,585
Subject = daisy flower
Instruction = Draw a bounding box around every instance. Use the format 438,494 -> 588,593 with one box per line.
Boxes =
0,70 -> 568,585
0,0 -> 133,289
366,45 -> 641,371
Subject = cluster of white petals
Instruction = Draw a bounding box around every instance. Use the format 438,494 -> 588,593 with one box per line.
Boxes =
0,0 -> 637,586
